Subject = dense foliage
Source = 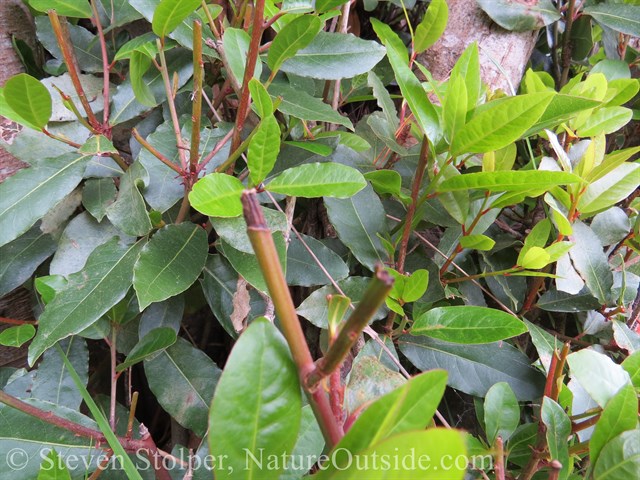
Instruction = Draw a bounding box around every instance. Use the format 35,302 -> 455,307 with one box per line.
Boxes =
0,0 -> 639,479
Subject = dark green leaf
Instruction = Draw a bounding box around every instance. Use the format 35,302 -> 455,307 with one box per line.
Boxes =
82,178 -> 116,222
584,4 -> 640,37
536,288 -> 601,312
399,334 -> 545,400
541,397 -> 571,480
117,327 -> 177,371
209,318 -> 301,480
106,162 -> 153,237
211,207 -> 288,254
133,223 -> 208,309
286,233 -> 349,286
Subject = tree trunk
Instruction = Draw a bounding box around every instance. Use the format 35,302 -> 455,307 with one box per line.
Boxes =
417,0 -> 538,94
0,0 -> 35,182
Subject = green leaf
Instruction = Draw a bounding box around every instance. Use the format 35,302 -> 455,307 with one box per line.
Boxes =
438,170 -> 581,193
2,73 -> 52,130
541,397 -> 571,480
117,327 -> 177,372
371,18 -> 440,140
29,0 -> 92,18
519,246 -> 551,270
266,162 -> 366,198
622,352 -> 640,389
286,233 -> 349,286
399,334 -> 545,400
590,385 -> 638,467
248,116 -> 281,185
267,15 -> 323,73
451,93 -> 555,155
145,337 -> 221,436
402,269 -> 429,303
476,0 -> 560,31
211,207 -> 288,254
612,321 -> 640,355
129,50 -> 156,107
280,31 -> 386,80
443,74 -> 468,144
323,370 -> 447,474
0,224 -> 56,296
30,337 -> 87,409
133,223 -> 208,310
222,28 -> 262,86
190,173 -> 245,217
593,430 -> 640,480
345,356 -> 406,415
484,382 -> 520,445
297,277 -> 387,328
576,106 -> 633,136
536,288 -> 601,312
248,78 -> 273,119
209,318 -> 301,480
37,449 -> 71,480
324,185 -> 388,271
450,42 -> 481,109
364,170 -> 404,197
578,163 -> 640,216
28,239 -> 145,365
269,83 -> 354,129
0,153 -> 90,248
106,162 -> 153,236
152,0 -> 201,37
411,306 -> 527,344
414,0 -> 448,52
459,234 -> 495,251
584,4 -> 640,37
281,405 -> 324,480
368,71 -> 399,131
524,94 -> 601,136
568,221 -> 613,304
567,349 -> 632,407
0,324 -> 35,347
285,140 -> 333,156
82,178 -> 116,222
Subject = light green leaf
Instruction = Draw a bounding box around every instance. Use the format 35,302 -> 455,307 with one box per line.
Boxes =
2,73 -> 52,130
567,349 -> 632,407
222,27 -> 261,86
399,335 -> 545,400
248,78 -> 273,119
0,324 -> 36,347
190,173 -> 244,217
209,318 -> 301,480
266,162 -> 366,198
402,269 -> 429,303
450,42 -> 481,109
133,223 -> 208,309
412,306 -> 527,344
117,327 -> 177,371
524,94 -> 602,136
438,170 -> 581,193
451,93 -> 555,155
519,246 -> 551,270
622,352 -> 640,389
29,0 -> 92,18
145,337 -> 221,436
584,4 -> 640,37
267,15 -> 323,73
590,385 -> 638,467
578,163 -> 640,216
459,234 -> 495,251
576,106 -> 633,136
484,382 -> 520,445
152,0 -> 201,37
0,153 -> 89,247
414,0 -> 448,52
371,18 -> 440,140
324,185 -> 388,271
279,31 -> 386,80
443,74 -> 467,144
37,449 -> 72,480
129,50 -> 156,107
248,116 -> 280,185
593,430 -> 640,480
364,170 -> 404,197
541,397 -> 571,480
28,239 -> 145,365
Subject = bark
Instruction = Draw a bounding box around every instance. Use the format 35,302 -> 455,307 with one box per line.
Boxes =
0,0 -> 34,181
417,0 -> 538,94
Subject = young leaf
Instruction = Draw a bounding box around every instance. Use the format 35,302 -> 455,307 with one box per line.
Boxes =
402,269 -> 429,303
0,324 -> 36,347
450,42 -> 481,109
37,449 -> 72,480
152,0 -> 201,37
575,106 -> 633,137
30,0 -> 92,18
451,92 -> 555,155
459,234 -> 495,251
133,223 -> 208,310
267,15 -> 323,73
2,73 -> 51,130
443,74 -> 467,143
279,31 -> 386,80
414,0 -> 448,53
28,239 -> 145,366
266,162 -> 366,198
248,116 -> 281,185
484,382 -> 520,445
190,173 -> 245,217
438,170 -> 581,193
248,79 -> 273,119
209,318 -> 301,480
411,306 -> 527,344
0,153 -> 90,247
519,246 -> 551,270
578,163 -> 640,216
